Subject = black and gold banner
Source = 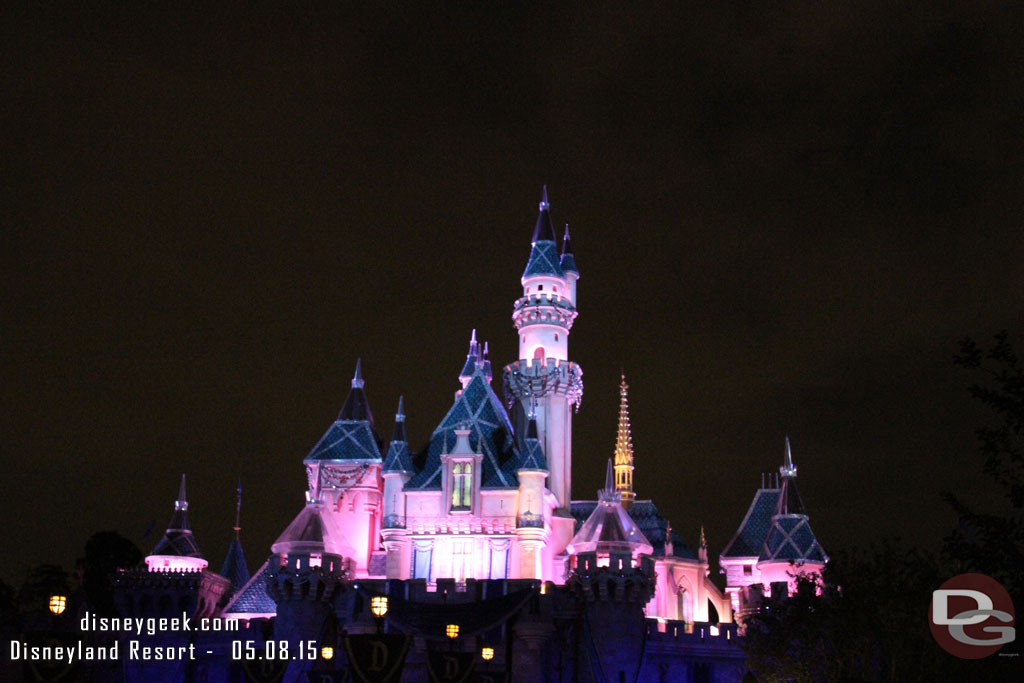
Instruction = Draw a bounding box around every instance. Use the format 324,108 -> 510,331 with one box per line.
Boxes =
426,648 -> 476,683
344,633 -> 411,683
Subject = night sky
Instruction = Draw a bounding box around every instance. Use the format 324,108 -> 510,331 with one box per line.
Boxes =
4,2 -> 1023,587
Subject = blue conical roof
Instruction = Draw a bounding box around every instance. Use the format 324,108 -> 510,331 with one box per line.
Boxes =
305,360 -> 382,461
220,539 -> 250,591
383,396 -> 415,474
559,224 -> 578,274
758,440 -> 827,565
523,186 -> 564,279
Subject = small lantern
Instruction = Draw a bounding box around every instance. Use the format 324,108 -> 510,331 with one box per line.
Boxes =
48,595 -> 67,615
445,624 -> 460,639
481,646 -> 495,661
320,646 -> 334,660
370,595 -> 388,617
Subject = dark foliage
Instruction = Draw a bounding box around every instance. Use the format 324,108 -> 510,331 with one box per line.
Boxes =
82,531 -> 142,616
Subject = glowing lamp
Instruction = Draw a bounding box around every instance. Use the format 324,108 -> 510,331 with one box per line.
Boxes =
445,624 -> 460,639
481,647 -> 495,660
320,646 -> 334,660
48,595 -> 67,615
370,595 -> 388,617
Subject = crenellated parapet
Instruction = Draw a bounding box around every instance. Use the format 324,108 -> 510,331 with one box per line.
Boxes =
566,551 -> 656,604
264,552 -> 347,605
502,358 -> 583,410
512,292 -> 578,331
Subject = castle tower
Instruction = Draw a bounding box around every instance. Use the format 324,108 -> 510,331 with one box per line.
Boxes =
756,437 -> 828,596
516,407 -> 549,579
219,481 -> 250,591
381,397 -> 414,579
303,358 -> 384,578
566,460 -> 655,682
145,474 -> 208,572
613,374 -> 636,508
502,186 -> 582,520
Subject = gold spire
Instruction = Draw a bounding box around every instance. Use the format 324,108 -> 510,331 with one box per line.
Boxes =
614,373 -> 635,508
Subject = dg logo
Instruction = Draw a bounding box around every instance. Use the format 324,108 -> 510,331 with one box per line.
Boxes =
929,573 -> 1015,659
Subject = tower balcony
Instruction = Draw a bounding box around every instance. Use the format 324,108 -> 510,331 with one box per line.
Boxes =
512,293 -> 578,330
502,358 -> 583,409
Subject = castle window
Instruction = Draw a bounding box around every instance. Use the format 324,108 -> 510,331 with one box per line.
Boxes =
538,285 -> 543,291
534,347 -> 545,361
555,334 -> 558,341
489,539 -> 510,579
452,462 -> 472,510
452,540 -> 472,583
413,540 -> 433,581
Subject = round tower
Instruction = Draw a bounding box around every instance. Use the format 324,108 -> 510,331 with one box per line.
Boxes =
503,186 -> 583,520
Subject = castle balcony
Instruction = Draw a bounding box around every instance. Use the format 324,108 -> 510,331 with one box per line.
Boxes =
502,357 -> 583,406
512,293 -> 578,330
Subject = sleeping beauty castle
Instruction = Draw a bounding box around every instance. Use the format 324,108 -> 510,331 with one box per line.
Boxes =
27,189 -> 829,683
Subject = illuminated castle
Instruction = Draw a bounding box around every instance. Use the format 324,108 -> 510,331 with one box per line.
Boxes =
98,188 -> 828,682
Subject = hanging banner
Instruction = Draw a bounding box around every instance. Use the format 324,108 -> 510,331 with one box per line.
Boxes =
426,648 -> 476,683
344,633 -> 410,683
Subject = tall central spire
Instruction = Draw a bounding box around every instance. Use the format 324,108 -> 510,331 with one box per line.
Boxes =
614,373 -> 636,508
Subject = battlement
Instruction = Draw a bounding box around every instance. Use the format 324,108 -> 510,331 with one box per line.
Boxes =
566,551 -> 656,603
502,358 -> 584,407
265,552 -> 347,604
645,619 -> 740,652
513,293 -> 578,330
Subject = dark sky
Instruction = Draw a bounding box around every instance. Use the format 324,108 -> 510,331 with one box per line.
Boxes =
3,2 -> 1023,586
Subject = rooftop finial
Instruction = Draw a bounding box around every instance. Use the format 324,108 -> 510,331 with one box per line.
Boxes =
540,184 -> 550,211
175,474 -> 188,511
234,480 -> 242,540
700,525 -> 707,548
780,436 -> 798,478
605,458 -> 614,491
396,395 -> 405,422
352,357 -> 365,389
483,341 -> 489,360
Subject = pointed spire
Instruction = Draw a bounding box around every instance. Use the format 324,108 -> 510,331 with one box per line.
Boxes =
233,480 -> 242,541
460,329 -> 481,381
664,519 -> 674,557
559,223 -> 579,274
598,457 -> 617,501
352,357 -> 364,389
531,185 -> 557,245
613,373 -> 636,508
383,395 -> 415,474
781,436 -> 797,478
700,525 -> 707,548
480,340 -> 493,382
391,395 -> 407,442
335,357 -> 377,430
175,473 -> 188,512
219,479 -> 250,588
776,437 -> 806,515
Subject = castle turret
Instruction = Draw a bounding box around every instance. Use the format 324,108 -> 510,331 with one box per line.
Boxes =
303,359 -> 384,578
219,481 -> 250,591
516,407 -> 549,579
503,186 -> 582,537
381,397 -> 414,578
613,374 -> 636,508
145,475 -> 208,572
559,223 -> 579,305
566,461 -> 655,682
756,437 -> 828,596
266,492 -> 348,668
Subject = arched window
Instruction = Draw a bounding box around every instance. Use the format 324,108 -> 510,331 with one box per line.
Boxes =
534,347 -> 545,361
452,462 -> 472,510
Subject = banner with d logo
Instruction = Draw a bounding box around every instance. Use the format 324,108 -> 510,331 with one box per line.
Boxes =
344,633 -> 411,683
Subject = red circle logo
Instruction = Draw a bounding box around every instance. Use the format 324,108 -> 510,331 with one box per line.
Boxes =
929,573 -> 1015,659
